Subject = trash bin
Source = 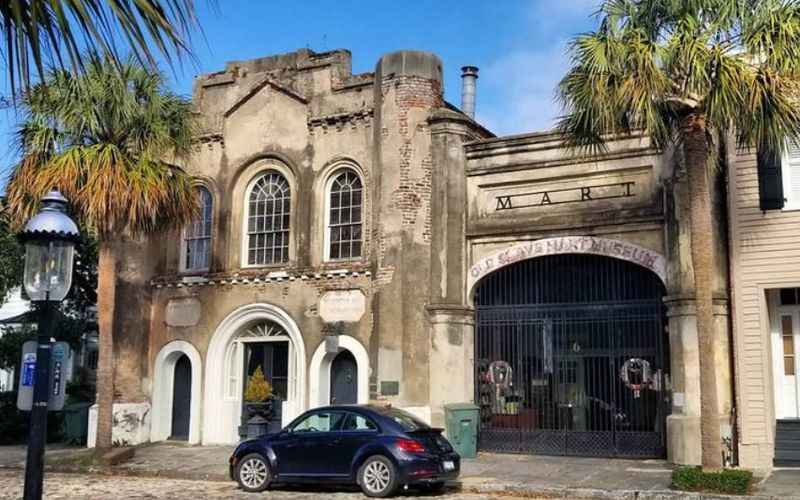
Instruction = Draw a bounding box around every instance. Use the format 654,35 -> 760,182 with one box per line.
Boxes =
444,403 -> 479,459
63,402 -> 92,445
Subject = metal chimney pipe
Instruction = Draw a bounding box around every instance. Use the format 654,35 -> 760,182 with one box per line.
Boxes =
461,66 -> 479,119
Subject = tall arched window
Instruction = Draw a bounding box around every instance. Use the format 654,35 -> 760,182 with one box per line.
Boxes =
183,186 -> 213,271
326,169 -> 363,260
247,171 -> 291,265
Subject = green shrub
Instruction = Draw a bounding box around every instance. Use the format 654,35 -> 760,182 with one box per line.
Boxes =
672,466 -> 754,495
0,392 -> 65,445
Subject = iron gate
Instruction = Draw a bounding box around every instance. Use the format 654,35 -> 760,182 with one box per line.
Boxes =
474,254 -> 669,458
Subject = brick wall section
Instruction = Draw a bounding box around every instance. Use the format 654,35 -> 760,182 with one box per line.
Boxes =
390,76 -> 440,242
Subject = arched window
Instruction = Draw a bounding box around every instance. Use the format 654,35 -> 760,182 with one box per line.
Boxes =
183,186 -> 213,271
326,169 -> 363,260
247,171 -> 290,265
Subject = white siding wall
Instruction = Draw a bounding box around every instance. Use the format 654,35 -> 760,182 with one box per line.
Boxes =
729,149 -> 800,469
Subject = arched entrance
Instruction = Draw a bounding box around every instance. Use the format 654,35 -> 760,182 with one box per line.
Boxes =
151,341 -> 202,444
204,303 -> 307,445
330,351 -> 357,405
309,335 -> 370,407
171,354 -> 192,440
474,253 -> 669,458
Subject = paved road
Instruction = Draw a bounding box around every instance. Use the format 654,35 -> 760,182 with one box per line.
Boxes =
0,470 -> 536,499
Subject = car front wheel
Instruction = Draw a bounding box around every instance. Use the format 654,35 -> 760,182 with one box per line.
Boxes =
358,455 -> 398,498
235,453 -> 271,492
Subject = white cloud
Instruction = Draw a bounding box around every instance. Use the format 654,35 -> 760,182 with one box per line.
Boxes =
475,1 -> 599,136
477,41 -> 570,135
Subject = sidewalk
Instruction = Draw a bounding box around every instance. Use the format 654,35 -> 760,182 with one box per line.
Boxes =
0,442 -> 798,499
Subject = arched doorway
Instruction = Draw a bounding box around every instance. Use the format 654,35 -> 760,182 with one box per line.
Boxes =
308,335 -> 370,407
474,254 -> 669,458
171,354 -> 192,440
204,303 -> 307,445
150,341 -> 202,444
330,350 -> 358,405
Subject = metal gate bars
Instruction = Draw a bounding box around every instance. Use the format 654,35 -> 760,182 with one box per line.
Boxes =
473,254 -> 669,458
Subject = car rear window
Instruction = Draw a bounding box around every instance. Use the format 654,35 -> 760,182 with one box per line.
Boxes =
385,409 -> 429,431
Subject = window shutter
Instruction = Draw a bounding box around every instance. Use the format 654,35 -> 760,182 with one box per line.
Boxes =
757,145 -> 784,210
785,142 -> 800,208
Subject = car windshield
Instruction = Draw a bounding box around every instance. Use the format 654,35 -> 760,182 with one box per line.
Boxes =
385,409 -> 429,431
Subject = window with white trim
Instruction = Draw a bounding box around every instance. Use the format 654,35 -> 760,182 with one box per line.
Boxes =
247,172 -> 290,265
326,169 -> 363,260
183,186 -> 213,271
783,142 -> 800,210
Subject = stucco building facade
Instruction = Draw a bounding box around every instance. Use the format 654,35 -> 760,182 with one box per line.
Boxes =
94,47 -> 750,467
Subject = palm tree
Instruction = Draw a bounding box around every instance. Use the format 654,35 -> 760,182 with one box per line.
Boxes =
557,0 -> 800,470
5,56 -> 197,450
0,0 -> 203,92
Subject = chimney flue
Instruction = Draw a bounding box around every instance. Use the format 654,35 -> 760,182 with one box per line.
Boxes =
460,66 -> 479,119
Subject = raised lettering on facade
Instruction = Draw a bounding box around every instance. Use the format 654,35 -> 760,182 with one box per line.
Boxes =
468,236 -> 666,293
495,181 -> 635,211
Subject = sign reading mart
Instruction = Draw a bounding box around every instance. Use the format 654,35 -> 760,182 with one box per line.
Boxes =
467,236 -> 667,294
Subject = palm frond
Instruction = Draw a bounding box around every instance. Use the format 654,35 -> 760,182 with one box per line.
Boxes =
5,57 -> 198,239
558,0 -> 800,153
0,0 -> 205,92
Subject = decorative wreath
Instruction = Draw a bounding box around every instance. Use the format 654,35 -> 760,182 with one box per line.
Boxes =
620,358 -> 652,397
487,360 -> 513,389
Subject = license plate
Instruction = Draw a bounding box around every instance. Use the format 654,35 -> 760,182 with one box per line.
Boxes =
443,460 -> 455,471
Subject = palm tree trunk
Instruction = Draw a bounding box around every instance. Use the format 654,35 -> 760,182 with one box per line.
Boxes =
683,113 -> 722,471
95,240 -> 117,451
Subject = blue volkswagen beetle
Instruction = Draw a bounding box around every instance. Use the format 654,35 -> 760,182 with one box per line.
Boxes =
229,405 -> 460,497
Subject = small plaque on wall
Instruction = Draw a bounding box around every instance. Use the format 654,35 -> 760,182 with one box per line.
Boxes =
380,381 -> 399,396
165,298 -> 201,327
319,290 -> 366,323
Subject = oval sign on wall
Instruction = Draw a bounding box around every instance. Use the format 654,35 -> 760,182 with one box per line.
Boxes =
319,290 -> 366,323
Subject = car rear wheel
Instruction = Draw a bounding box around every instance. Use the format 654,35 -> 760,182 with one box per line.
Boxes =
358,455 -> 398,498
236,453 -> 271,492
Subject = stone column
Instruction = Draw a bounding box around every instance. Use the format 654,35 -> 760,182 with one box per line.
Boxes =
371,51 -> 443,412
426,306 -> 475,428
425,109 -> 488,426
665,295 -> 733,465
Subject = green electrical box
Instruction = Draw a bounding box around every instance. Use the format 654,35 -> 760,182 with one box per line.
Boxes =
444,403 -> 479,459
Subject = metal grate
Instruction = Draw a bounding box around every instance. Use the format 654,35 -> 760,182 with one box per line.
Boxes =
475,254 -> 669,458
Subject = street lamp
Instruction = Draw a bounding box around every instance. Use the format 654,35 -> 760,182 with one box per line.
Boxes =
19,191 -> 79,500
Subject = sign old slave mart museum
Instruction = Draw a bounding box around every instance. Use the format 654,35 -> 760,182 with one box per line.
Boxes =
91,48 -> 790,470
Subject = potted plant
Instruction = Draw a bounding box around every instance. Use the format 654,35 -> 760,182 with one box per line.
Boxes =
240,366 -> 274,439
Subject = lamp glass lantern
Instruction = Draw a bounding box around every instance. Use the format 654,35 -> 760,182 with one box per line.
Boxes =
20,191 -> 80,302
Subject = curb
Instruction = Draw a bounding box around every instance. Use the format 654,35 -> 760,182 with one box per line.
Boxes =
458,480 -> 798,500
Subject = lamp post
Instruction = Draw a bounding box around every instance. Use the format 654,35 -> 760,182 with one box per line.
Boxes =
19,191 -> 79,500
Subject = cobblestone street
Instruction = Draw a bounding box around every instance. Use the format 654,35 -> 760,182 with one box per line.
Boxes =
0,470 -> 533,500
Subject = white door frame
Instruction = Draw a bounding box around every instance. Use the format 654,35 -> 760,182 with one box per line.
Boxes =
772,304 -> 800,419
308,335 -> 369,408
151,340 -> 203,444
204,303 -> 307,444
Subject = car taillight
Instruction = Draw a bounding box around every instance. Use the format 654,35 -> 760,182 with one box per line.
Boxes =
396,438 -> 426,453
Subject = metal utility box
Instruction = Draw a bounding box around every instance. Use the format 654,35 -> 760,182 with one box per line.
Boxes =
63,402 -> 92,444
444,403 -> 479,459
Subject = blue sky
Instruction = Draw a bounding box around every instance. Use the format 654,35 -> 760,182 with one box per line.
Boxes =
0,0 -> 599,185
